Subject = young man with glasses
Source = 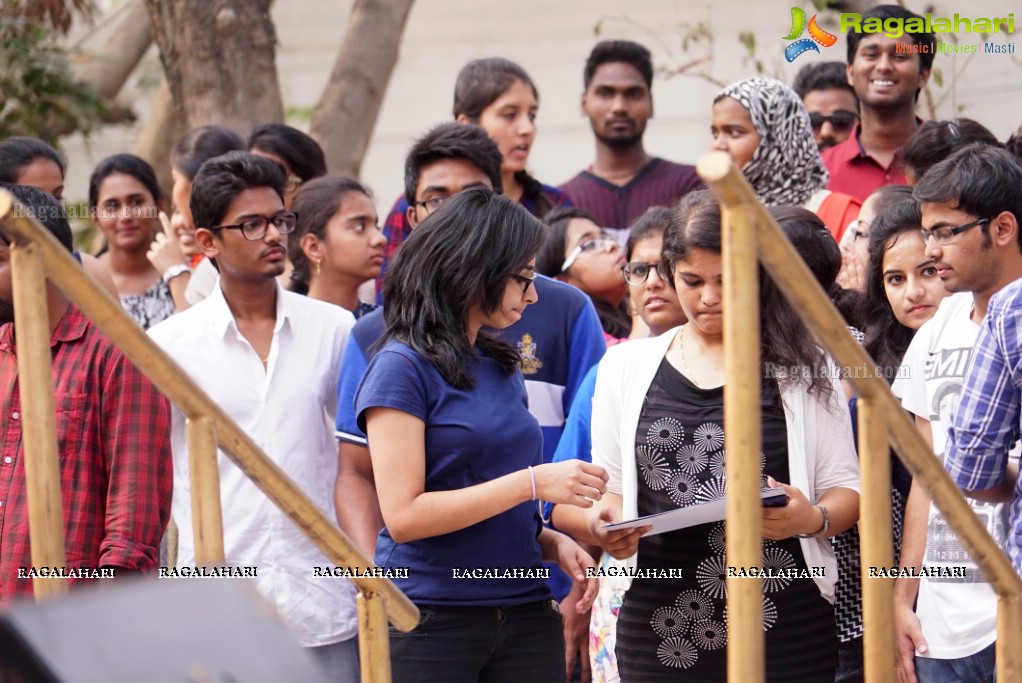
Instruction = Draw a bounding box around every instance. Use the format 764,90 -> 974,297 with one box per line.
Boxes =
890,144 -> 1022,683
791,61 -> 860,152
822,5 -> 935,201
148,152 -> 360,681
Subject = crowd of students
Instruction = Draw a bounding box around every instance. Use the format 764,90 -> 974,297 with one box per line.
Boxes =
2,3 -> 1022,683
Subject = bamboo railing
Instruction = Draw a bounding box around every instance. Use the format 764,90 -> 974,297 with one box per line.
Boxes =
0,189 -> 417,683
697,151 -> 1022,683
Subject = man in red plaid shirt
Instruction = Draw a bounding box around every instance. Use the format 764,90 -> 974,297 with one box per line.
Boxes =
0,183 -> 172,604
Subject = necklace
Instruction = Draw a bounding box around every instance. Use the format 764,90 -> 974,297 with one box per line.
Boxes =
677,326 -> 701,388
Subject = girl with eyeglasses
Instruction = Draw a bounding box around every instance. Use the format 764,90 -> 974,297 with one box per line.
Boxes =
356,186 -> 607,683
537,206 -> 630,344
837,184 -> 914,294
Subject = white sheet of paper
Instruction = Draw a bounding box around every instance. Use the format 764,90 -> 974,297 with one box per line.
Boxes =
601,487 -> 788,537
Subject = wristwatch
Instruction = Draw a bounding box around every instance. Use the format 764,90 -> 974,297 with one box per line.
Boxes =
163,263 -> 192,282
796,505 -> 830,539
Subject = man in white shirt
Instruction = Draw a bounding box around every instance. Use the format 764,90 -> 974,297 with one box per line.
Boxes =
149,152 -> 358,679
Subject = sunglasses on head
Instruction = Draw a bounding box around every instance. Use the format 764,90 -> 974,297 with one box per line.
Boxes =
808,110 -> 858,134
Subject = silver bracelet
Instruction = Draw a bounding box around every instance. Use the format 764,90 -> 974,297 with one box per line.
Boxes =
796,504 -> 830,538
163,263 -> 192,282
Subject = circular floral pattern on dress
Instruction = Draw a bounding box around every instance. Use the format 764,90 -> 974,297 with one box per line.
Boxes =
707,522 -> 727,554
676,444 -> 708,474
657,636 -> 699,669
674,589 -> 714,626
650,606 -> 687,638
666,471 -> 699,507
647,417 -> 684,450
693,423 -> 725,453
708,449 -> 726,479
761,596 -> 778,631
692,619 -> 727,650
696,477 -> 728,505
637,445 -> 672,490
696,554 -> 728,600
760,546 -> 797,593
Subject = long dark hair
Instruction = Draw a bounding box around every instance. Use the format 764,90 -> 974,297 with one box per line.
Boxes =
453,57 -> 555,218
863,199 -> 924,380
383,185 -> 545,389
662,190 -> 832,399
248,123 -> 328,182
289,176 -> 372,294
88,153 -> 163,210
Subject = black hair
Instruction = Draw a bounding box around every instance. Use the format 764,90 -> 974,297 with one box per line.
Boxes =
662,190 -> 833,398
383,185 -> 545,389
403,122 -> 503,207
538,205 -> 631,339
0,137 -> 65,184
791,61 -> 856,101
913,143 -> 1022,252
1,182 -> 73,252
1006,127 -> 1022,162
88,154 -> 163,210
626,206 -> 673,261
846,5 -> 936,73
190,151 -> 286,231
171,125 -> 246,181
902,119 -> 1001,182
583,40 -> 654,89
867,184 -> 915,218
248,123 -> 328,182
452,58 -> 557,218
288,176 -> 372,294
862,199 -> 925,378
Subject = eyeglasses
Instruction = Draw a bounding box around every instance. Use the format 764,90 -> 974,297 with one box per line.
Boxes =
416,196 -> 449,215
210,211 -> 298,241
851,220 -> 869,241
509,271 -> 537,293
622,261 -> 666,286
561,236 -> 615,272
284,175 -> 303,195
919,217 -> 991,245
808,110 -> 858,134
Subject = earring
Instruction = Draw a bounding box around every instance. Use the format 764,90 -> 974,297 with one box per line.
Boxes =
314,259 -> 322,276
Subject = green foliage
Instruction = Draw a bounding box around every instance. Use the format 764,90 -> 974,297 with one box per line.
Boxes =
0,17 -> 105,144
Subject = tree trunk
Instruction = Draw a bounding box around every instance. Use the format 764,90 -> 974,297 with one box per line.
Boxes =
310,0 -> 415,178
142,0 -> 283,132
72,0 -> 152,100
133,78 -> 185,197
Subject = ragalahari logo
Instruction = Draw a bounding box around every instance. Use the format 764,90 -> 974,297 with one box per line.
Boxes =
784,7 -> 838,62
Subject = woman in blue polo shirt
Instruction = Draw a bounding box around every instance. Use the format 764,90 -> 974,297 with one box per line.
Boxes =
355,186 -> 608,682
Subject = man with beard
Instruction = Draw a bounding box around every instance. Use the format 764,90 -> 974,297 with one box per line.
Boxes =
559,40 -> 701,235
822,4 -> 935,201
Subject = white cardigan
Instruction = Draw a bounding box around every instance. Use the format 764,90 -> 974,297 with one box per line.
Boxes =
591,327 -> 860,603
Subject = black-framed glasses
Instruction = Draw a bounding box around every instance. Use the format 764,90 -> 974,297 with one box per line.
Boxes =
622,261 -> 666,286
808,110 -> 858,134
211,211 -> 298,241
416,196 -> 449,215
509,271 -> 537,293
561,236 -> 615,272
919,217 -> 991,245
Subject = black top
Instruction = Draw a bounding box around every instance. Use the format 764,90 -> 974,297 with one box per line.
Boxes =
615,358 -> 836,682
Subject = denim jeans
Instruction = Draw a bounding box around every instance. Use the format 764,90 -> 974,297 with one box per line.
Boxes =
389,600 -> 565,683
308,637 -> 360,683
915,642 -> 996,683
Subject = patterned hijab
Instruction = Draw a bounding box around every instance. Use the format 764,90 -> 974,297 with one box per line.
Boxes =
714,77 -> 829,207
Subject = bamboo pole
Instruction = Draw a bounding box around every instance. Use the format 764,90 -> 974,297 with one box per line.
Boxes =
0,190 -> 419,632
8,237 -> 67,600
857,400 -> 895,683
358,590 -> 393,683
187,416 -> 225,566
997,595 -> 1022,682
713,152 -> 765,683
695,152 -> 1022,602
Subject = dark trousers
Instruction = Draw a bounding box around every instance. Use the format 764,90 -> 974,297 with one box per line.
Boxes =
389,600 -> 565,683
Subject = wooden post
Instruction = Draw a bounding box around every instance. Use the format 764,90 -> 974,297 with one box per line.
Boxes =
9,239 -> 67,600
998,596 -> 1022,682
709,147 -> 765,683
187,416 -> 225,565
357,590 -> 392,683
857,400 -> 895,683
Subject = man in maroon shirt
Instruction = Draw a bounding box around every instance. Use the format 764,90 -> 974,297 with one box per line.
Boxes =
822,4 -> 935,201
560,40 -> 702,232
0,183 -> 172,604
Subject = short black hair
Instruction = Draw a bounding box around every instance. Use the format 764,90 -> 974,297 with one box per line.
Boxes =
453,58 -> 538,122
791,61 -> 856,101
846,5 -> 936,73
1006,128 -> 1022,162
584,40 -> 653,89
902,119 -> 1001,182
403,123 -> 503,207
248,123 -> 328,182
1,182 -> 73,252
626,206 -> 673,261
0,137 -> 65,184
914,143 -> 1022,251
171,125 -> 246,181
88,154 -> 163,210
190,151 -> 286,230
536,205 -> 599,277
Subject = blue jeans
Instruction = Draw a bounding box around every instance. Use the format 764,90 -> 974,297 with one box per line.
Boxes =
308,637 -> 360,683
389,600 -> 565,683
915,642 -> 996,683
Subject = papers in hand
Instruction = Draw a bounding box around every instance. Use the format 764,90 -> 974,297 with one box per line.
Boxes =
601,486 -> 789,537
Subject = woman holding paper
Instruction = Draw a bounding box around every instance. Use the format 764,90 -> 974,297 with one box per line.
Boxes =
583,191 -> 860,682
